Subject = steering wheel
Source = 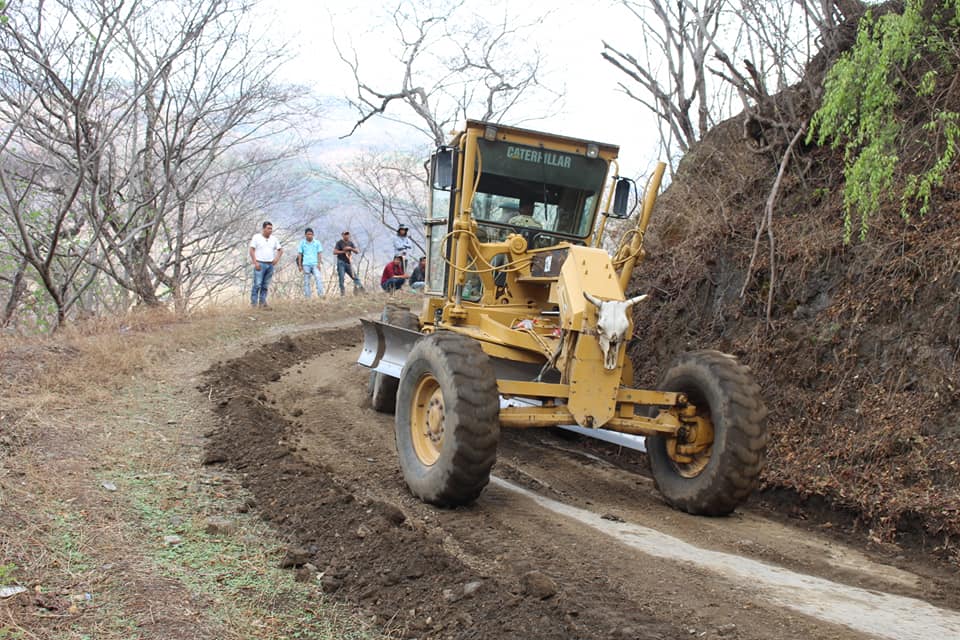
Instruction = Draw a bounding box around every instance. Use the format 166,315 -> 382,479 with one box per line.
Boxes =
530,231 -> 557,248
511,226 -> 540,246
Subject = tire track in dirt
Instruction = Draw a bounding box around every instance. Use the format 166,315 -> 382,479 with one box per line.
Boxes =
202,326 -> 960,640
490,434 -> 960,604
492,477 -> 960,640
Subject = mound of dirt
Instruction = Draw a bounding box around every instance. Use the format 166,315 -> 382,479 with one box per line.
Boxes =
629,10 -> 960,559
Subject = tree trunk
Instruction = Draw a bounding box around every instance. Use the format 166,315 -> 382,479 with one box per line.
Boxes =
1,257 -> 28,327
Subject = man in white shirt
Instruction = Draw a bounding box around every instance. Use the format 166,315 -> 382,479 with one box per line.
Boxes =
249,221 -> 283,307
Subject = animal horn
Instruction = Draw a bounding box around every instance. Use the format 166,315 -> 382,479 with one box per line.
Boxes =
583,292 -> 603,307
626,294 -> 648,307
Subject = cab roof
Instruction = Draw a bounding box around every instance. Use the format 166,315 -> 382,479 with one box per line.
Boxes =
463,119 -> 619,158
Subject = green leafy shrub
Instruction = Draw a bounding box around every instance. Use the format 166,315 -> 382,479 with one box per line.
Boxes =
809,0 -> 960,241
0,563 -> 15,582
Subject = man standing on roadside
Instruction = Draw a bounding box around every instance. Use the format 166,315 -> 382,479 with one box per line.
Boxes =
249,221 -> 282,308
297,227 -> 325,298
393,224 -> 414,271
333,230 -> 364,296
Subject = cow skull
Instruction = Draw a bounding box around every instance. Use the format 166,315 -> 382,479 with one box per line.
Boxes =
583,292 -> 648,370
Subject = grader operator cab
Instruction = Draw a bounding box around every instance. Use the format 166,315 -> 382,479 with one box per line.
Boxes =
360,120 -> 768,515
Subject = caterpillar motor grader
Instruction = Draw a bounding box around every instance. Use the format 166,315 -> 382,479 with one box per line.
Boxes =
359,120 -> 768,515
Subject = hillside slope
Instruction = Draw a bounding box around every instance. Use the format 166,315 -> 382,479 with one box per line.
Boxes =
629,12 -> 960,557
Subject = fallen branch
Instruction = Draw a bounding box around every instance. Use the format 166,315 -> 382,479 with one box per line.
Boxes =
740,122 -> 808,326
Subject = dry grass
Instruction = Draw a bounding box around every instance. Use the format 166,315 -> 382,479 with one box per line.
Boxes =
0,292 -> 406,639
0,293 -> 402,414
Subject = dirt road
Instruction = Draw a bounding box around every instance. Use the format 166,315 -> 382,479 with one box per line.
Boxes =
202,326 -> 960,640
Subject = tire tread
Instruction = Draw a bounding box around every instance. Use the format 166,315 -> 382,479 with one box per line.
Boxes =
647,351 -> 768,516
395,331 -> 499,507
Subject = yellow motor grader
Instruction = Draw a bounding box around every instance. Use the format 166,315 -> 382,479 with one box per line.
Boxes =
359,120 -> 767,515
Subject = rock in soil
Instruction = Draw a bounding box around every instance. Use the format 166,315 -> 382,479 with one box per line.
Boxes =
201,451 -> 227,465
463,580 -> 483,598
295,563 -> 318,583
279,546 -> 312,568
520,570 -> 558,599
204,516 -> 237,536
320,575 -> 343,593
371,500 -> 406,526
163,534 -> 184,546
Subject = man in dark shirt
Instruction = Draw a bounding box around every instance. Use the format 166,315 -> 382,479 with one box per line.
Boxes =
380,255 -> 408,292
333,231 -> 365,296
409,256 -> 426,292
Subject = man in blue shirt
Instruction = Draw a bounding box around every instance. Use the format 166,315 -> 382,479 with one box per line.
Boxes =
297,228 -> 325,298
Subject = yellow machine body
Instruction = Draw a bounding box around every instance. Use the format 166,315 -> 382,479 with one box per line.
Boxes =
358,119 -> 768,514
379,119 -> 693,443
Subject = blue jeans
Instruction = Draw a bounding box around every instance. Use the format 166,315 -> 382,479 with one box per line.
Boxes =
251,262 -> 274,306
381,277 -> 405,292
302,264 -> 324,297
336,260 -> 363,295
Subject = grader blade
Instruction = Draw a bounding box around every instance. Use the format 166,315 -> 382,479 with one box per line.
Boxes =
358,318 -> 421,378
499,396 -> 647,452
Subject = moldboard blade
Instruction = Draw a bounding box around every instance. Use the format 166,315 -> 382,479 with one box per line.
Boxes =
357,318 -> 421,379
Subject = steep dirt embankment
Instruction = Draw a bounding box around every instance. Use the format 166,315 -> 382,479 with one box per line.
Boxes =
628,61 -> 960,555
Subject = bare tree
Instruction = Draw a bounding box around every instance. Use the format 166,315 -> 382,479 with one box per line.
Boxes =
326,152 -> 427,255
337,0 -> 556,146
87,0 -> 317,308
168,154 -> 320,311
602,0 -> 726,159
0,0 -> 318,326
0,0 -> 149,326
602,0 -> 849,160
801,0 -> 869,58
603,0 -> 872,321
0,254 -> 28,328
329,0 -> 559,259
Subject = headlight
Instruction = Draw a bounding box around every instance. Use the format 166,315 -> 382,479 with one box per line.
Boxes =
586,143 -> 599,158
484,126 -> 498,141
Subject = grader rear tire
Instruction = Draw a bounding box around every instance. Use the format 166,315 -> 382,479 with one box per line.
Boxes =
395,332 -> 499,506
369,305 -> 420,413
647,351 -> 768,516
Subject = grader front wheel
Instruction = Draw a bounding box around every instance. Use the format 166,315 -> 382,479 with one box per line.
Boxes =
395,332 -> 500,506
647,351 -> 768,516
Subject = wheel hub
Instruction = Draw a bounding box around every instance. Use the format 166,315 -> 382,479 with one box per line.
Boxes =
425,391 -> 445,443
667,412 -> 714,478
411,375 -> 445,466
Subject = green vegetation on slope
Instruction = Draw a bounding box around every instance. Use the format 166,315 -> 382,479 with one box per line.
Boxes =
809,0 -> 960,241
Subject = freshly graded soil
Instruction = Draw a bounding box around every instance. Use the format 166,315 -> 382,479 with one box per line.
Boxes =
200,325 -> 960,640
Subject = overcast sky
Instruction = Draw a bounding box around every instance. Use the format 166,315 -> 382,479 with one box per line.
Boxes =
256,0 -> 664,177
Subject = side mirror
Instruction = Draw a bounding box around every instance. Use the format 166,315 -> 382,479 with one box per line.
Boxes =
610,178 -> 632,218
431,148 -> 455,190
